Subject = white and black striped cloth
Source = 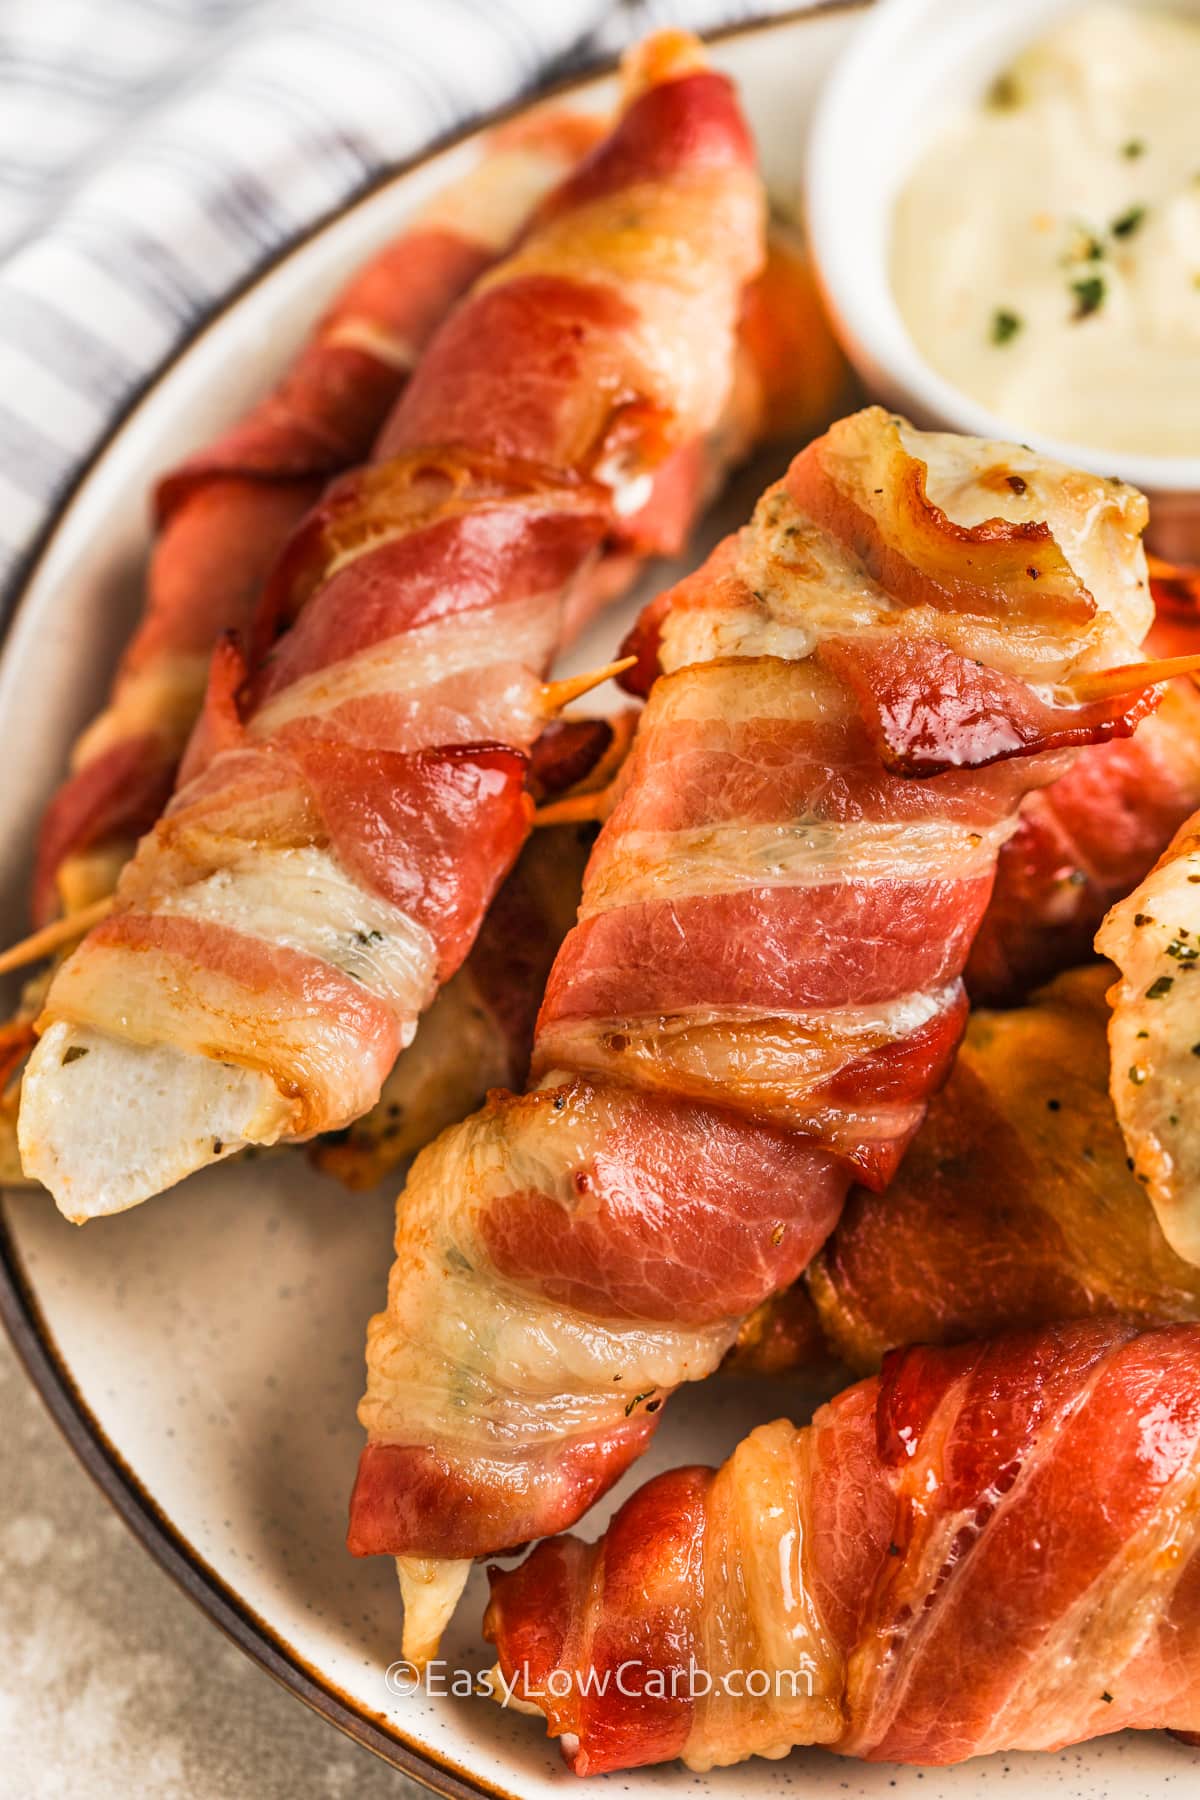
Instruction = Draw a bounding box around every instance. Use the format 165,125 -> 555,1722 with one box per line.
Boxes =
0,0 -> 797,615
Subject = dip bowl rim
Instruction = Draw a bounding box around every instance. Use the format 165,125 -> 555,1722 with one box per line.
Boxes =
805,0 -> 1200,523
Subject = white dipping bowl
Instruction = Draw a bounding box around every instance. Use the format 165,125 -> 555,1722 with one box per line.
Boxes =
806,0 -> 1200,558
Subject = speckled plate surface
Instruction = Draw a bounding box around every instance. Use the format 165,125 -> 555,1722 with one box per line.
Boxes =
0,7 -> 1193,1797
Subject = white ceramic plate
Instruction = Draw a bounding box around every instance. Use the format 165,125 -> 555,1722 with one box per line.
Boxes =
0,8 -> 1193,1797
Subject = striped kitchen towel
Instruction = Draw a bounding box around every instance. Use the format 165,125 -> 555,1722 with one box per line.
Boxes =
0,0 -> 799,614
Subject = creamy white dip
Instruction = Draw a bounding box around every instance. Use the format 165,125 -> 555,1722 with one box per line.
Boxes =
891,4 -> 1200,457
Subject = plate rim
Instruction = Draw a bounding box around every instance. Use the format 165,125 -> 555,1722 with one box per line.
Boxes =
0,5 -> 868,1793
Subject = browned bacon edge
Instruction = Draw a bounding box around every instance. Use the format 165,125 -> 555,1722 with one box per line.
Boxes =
486,1319 -> 1200,1773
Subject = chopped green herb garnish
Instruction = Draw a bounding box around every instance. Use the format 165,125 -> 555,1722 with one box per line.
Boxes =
1122,138 -> 1146,159
1064,222 -> 1105,265
1129,1065 -> 1147,1085
991,308 -> 1023,345
624,1388 -> 657,1418
1167,939 -> 1199,962
1146,976 -> 1174,999
61,1045 -> 89,1066
1111,204 -> 1147,239
1071,275 -> 1106,319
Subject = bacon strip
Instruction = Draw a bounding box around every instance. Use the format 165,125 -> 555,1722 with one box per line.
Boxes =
968,584 -> 1200,1003
18,34 -> 765,1221
33,114 -> 834,935
349,408 -> 1153,1661
309,720 -> 614,1190
32,106 -> 602,928
14,119 -> 838,1206
727,965 -> 1200,1377
486,1319 -> 1200,1773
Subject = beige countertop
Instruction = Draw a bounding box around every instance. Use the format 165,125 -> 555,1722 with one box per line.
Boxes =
0,1327 -> 424,1800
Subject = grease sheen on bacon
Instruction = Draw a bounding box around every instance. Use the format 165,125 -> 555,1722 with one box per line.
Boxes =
485,1319 -> 1200,1773
349,408 -> 1154,1660
18,31 -> 765,1221
968,591 -> 1200,1003
310,715 -> 613,1190
729,965 -> 1200,1378
32,105 -> 603,927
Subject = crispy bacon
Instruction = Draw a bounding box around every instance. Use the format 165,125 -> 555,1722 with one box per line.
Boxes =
19,33 -> 765,1220
310,818 -> 596,1189
619,416 -> 1150,711
48,908 -> 404,1135
11,112 -> 834,1203
31,108 -> 603,928
289,739 -> 532,974
30,136 -> 831,932
786,419 -> 1099,625
486,1319 -> 1200,1773
308,718 -> 612,1190
784,965 -> 1200,1371
733,964 -> 1200,1378
968,593 -> 1200,1003
819,634 -> 1154,776
350,408 -> 1153,1662
308,713 -> 619,1189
